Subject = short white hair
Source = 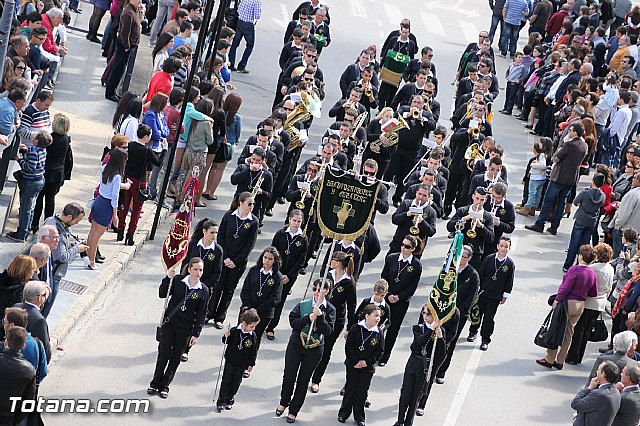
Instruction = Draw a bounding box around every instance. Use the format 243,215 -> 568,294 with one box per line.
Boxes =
46,8 -> 64,19
23,281 -> 47,303
613,330 -> 635,353
38,224 -> 58,241
29,242 -> 50,261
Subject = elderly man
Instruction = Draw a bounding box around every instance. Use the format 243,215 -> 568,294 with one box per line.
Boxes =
611,36 -> 631,73
572,360 -> 621,426
14,281 -> 51,362
41,203 -> 88,317
40,8 -> 66,88
613,364 -> 640,426
0,327 -> 36,426
588,331 -> 637,385
22,225 -> 59,316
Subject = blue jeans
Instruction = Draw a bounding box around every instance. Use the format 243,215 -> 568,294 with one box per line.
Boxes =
612,229 -> 624,258
563,223 -> 594,270
489,15 -> 503,44
535,181 -> 571,231
229,20 -> 256,70
17,177 -> 44,239
525,178 -> 546,208
41,276 -> 60,318
500,22 -> 520,56
149,149 -> 168,199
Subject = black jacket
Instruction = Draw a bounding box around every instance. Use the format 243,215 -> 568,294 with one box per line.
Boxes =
45,132 -> 72,185
447,206 -> 496,256
344,322 -> 384,373
0,349 -> 36,426
15,302 -> 51,362
288,299 -> 336,348
382,252 -> 422,302
457,265 -> 480,317
181,240 -> 223,289
285,174 -> 321,226
223,326 -> 258,368
355,298 -> 391,330
160,275 -> 209,337
0,271 -> 24,320
340,63 -> 379,98
478,254 -> 515,300
271,228 -> 308,283
230,165 -> 274,202
217,210 -> 259,267
240,266 -> 283,319
327,271 -> 357,329
391,199 -> 437,247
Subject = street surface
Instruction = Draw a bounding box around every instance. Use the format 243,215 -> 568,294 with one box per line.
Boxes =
38,0 -> 592,424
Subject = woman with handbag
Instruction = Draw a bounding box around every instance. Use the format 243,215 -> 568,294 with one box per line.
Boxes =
566,243 -> 614,364
116,124 -> 161,246
148,257 -> 208,399
536,245 -> 598,370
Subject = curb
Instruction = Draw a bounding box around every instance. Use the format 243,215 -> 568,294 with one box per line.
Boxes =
50,207 -> 169,350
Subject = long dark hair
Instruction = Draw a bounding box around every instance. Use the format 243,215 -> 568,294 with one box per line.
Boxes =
224,93 -> 242,127
332,251 -> 354,278
256,246 -> 282,272
102,147 -> 127,184
152,32 -> 174,61
190,218 -> 217,245
180,256 -> 204,275
112,92 -> 139,129
208,86 -> 225,111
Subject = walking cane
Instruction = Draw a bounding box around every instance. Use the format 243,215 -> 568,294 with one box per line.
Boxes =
213,322 -> 231,403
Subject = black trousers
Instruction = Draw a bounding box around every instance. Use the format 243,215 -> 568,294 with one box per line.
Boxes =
397,355 -> 425,426
444,164 -> 468,209
338,365 -> 374,423
566,308 -> 601,364
32,181 -> 62,230
533,98 -> 548,135
381,300 -> 410,363
312,318 -> 345,384
384,148 -> 418,202
378,82 -> 397,108
267,281 -> 296,333
106,40 -> 132,97
150,323 -> 191,390
217,361 -> 245,405
268,155 -> 294,210
209,264 -> 247,323
468,297 -> 501,344
280,342 -> 324,416
436,314 -> 468,378
304,223 -> 323,264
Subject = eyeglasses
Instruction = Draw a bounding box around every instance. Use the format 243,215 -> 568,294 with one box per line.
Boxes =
304,78 -> 314,82
36,36 -> 46,40
16,66 -> 25,70
247,202 -> 255,206
461,254 -> 471,259
283,107 -> 293,111
479,34 -> 489,39
401,243 -> 414,249
308,168 -> 319,173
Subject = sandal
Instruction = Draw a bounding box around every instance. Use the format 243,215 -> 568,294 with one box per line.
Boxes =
146,387 -> 157,395
416,408 -> 424,416
275,405 -> 286,416
195,201 -> 207,207
309,383 -> 319,393
286,415 -> 296,423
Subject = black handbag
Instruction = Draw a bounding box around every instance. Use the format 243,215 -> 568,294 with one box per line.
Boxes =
222,141 -> 233,162
588,314 -> 609,342
534,309 -> 554,348
13,170 -> 24,187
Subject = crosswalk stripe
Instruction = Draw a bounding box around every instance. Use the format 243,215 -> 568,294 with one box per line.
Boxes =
419,11 -> 446,37
349,0 -> 367,18
383,3 -> 403,27
458,20 -> 480,45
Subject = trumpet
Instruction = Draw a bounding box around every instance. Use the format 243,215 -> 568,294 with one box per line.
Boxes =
409,214 -> 421,235
295,178 -> 311,209
411,108 -> 422,119
251,172 -> 264,198
466,201 -> 484,239
364,82 -> 373,98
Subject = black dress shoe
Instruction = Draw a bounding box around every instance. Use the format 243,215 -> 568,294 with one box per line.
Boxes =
364,399 -> 371,408
286,416 -> 296,423
116,229 -> 124,242
479,343 -> 488,351
71,6 -> 82,13
546,227 -> 557,235
299,267 -> 306,275
88,35 -> 101,43
393,200 -> 400,208
275,406 -> 286,416
265,209 -> 273,216
525,224 -> 544,233
125,235 -> 134,246
105,94 -> 120,103
337,417 -> 346,423
277,197 -> 285,204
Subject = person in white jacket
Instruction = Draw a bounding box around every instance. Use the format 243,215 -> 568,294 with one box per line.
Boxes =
611,175 -> 640,256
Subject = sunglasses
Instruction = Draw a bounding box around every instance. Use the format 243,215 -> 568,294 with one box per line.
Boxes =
461,254 -> 471,259
363,170 -> 376,176
424,90 -> 433,94
306,54 -> 317,58
308,168 -> 319,173
304,78 -> 314,82
401,243 -> 414,249
312,286 -> 322,292
247,202 -> 255,206
16,66 -> 25,70
283,107 -> 293,111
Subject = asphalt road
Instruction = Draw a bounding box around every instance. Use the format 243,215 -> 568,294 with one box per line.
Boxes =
38,1 -> 595,425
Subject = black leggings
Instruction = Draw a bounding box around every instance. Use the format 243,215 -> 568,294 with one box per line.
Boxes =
88,6 -> 107,38
32,181 -> 62,230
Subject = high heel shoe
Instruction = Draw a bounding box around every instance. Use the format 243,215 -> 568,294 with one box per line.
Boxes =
125,235 -> 134,246
117,229 -> 124,242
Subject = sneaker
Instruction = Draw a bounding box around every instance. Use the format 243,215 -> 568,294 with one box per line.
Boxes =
466,333 -> 477,342
237,68 -> 250,74
5,232 -> 25,243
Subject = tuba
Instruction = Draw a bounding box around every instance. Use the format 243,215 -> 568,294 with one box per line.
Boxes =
286,91 -> 322,152
369,114 -> 409,150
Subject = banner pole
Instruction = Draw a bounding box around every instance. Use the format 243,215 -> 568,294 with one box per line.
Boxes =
306,238 -> 335,345
302,237 -> 330,299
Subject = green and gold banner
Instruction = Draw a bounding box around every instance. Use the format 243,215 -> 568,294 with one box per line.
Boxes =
316,168 -> 379,241
427,232 -> 464,325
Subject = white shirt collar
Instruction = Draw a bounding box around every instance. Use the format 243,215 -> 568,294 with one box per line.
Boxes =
339,240 -> 356,250
484,172 -> 498,183
496,254 -> 508,262
181,275 -> 203,290
286,226 -> 303,237
369,296 -> 387,307
424,320 -> 436,330
260,267 -> 273,276
411,199 -> 426,208
197,238 -> 215,250
330,269 -> 351,282
232,209 -> 255,221
313,296 -> 328,308
491,197 -> 505,209
237,323 -> 252,334
358,319 -> 380,332
398,253 -> 413,263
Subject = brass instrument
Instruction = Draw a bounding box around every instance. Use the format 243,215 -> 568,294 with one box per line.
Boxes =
411,108 -> 422,119
466,201 -> 483,239
251,172 -> 264,198
364,82 -> 373,98
464,142 -> 483,172
286,91 -> 322,152
369,114 -> 409,149
409,214 -> 421,235
295,177 -> 311,209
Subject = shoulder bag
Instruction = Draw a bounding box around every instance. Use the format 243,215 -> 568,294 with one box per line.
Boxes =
588,313 -> 609,342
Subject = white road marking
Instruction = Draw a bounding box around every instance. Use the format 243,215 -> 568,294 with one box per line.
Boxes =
271,3 -> 290,29
458,20 -> 480,44
426,0 -> 481,18
442,342 -> 484,426
349,0 -> 368,18
420,12 -> 446,37
383,3 -> 403,26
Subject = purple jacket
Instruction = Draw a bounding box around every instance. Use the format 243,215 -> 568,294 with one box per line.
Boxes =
556,265 -> 598,302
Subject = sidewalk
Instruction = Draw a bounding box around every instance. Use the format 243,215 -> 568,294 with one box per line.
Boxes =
0,5 -> 166,349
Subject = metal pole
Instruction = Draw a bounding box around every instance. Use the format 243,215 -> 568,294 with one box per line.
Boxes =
150,0 -> 217,240
0,0 -> 15,84
206,0 -> 227,80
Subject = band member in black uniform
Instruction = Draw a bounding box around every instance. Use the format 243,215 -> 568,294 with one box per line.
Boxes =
434,245 -> 480,383
286,160 -> 321,229
310,251 -> 357,393
346,66 -> 378,118
390,184 -> 437,258
385,95 -> 436,205
467,156 -> 505,201
310,7 -> 330,56
275,45 -> 323,109
181,218 -> 223,361
267,210 -> 309,340
391,70 -> 431,110
380,19 -> 418,60
216,308 -> 260,412
446,187 -> 495,271
284,8 -> 309,44
403,46 -> 437,81
328,88 -> 366,123
403,169 -> 443,218
467,237 -> 515,351
379,235 -> 422,366
482,182 -> 515,259
209,192 -> 259,329
293,1 -> 330,24
363,108 -> 395,179
237,129 -> 278,177
320,239 -> 361,280
355,279 -> 391,332
379,23 -> 418,108
149,258 -> 208,398
239,247 -> 283,359
338,304 -> 385,426
280,28 -> 305,70
276,279 -> 336,424
339,50 -> 379,99
394,306 -> 446,426
267,108 -> 295,213
231,147 -> 274,229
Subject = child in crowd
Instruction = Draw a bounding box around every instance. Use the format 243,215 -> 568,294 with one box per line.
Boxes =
500,52 -> 525,116
517,138 -> 552,216
355,279 -> 391,332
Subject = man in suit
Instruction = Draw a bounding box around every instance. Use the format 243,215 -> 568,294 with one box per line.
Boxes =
572,360 -> 621,426
613,364 -> 640,426
0,327 -> 36,426
15,281 -> 52,362
587,331 -> 636,385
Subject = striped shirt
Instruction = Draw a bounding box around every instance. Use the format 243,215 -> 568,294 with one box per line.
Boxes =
503,0 -> 529,26
18,145 -> 46,180
19,104 -> 52,147
238,0 -> 262,24
164,105 -> 182,144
